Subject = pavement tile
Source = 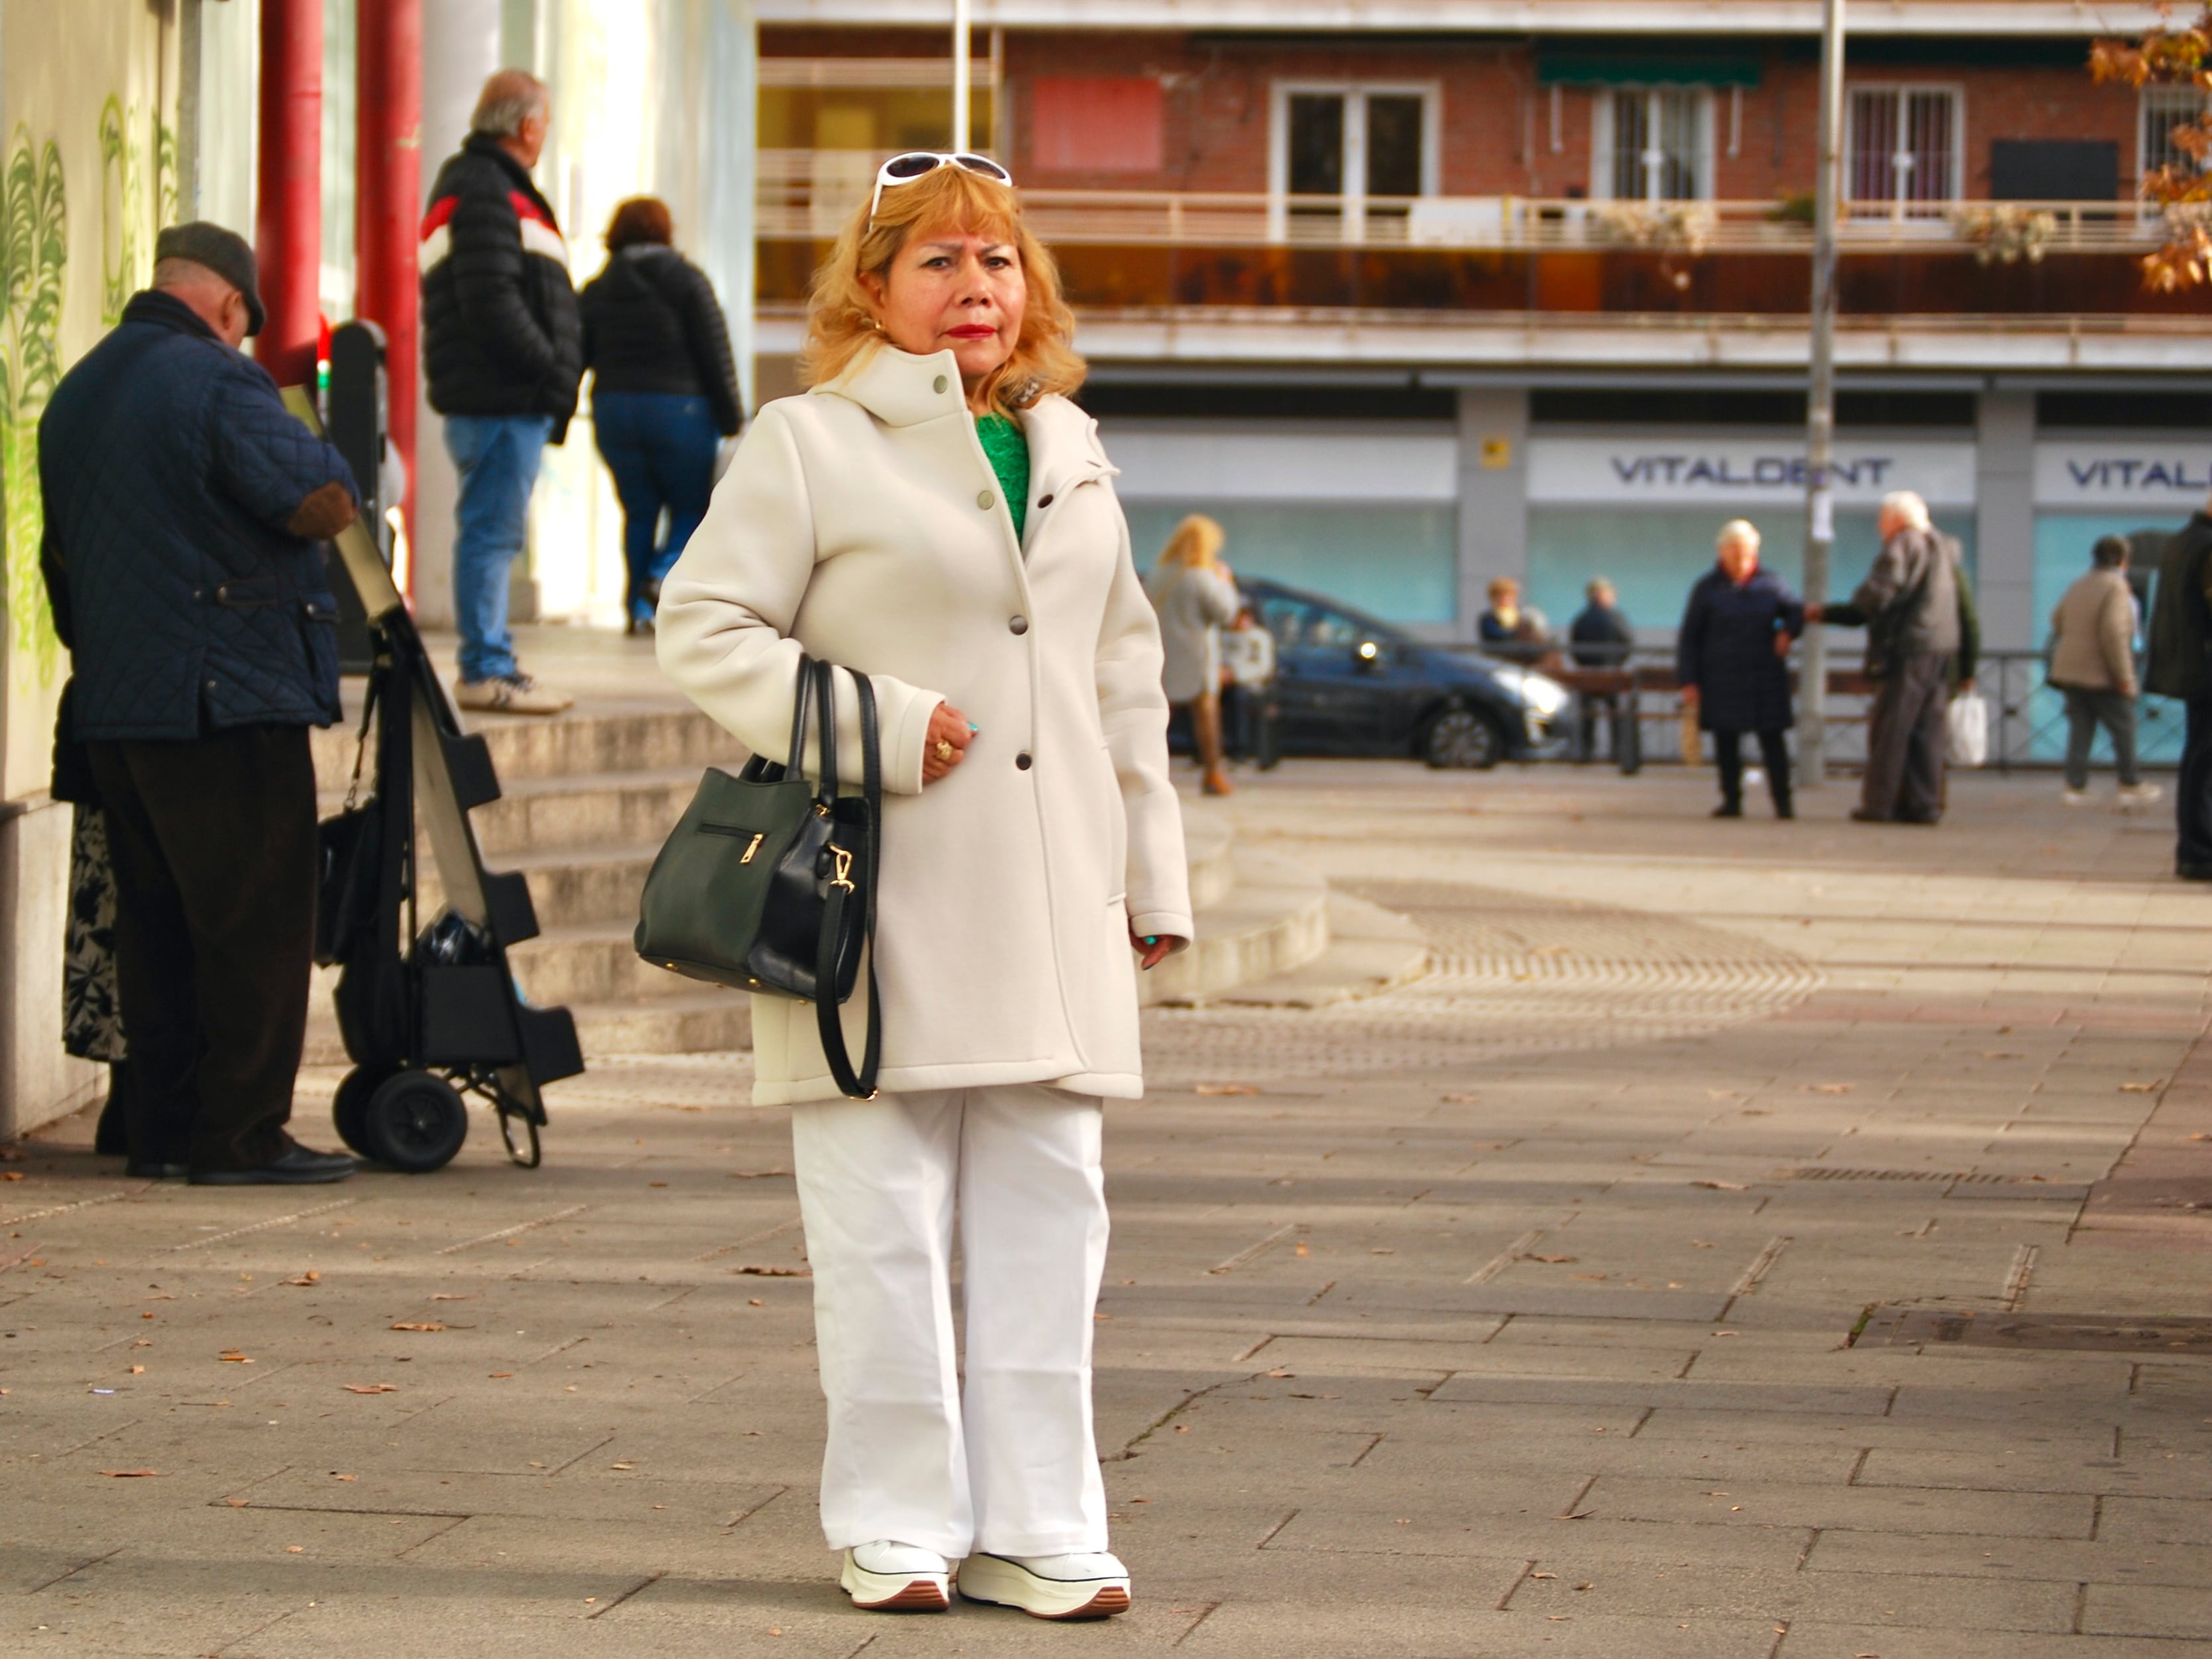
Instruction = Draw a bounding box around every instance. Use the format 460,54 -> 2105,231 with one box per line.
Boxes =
1805,1527 -> 2212,1587
1584,1474 -> 2097,1538
1507,1559 -> 2078,1632
2083,1581 -> 2212,1638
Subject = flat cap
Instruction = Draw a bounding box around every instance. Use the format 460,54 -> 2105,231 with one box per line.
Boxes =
154,222 -> 266,336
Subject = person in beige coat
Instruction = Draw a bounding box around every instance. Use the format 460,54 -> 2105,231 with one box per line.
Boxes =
655,154 -> 1189,1623
2048,534 -> 2161,808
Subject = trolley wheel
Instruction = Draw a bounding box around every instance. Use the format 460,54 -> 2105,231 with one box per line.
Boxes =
361,1070 -> 470,1173
332,1065 -> 395,1159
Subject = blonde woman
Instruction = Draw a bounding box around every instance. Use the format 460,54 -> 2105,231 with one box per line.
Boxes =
1144,514 -> 1240,795
656,154 -> 1190,1621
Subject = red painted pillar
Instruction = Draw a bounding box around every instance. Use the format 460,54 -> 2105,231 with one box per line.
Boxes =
254,0 -> 322,389
356,0 -> 423,583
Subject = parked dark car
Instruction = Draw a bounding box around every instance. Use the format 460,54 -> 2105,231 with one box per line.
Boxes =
1234,577 -> 1570,768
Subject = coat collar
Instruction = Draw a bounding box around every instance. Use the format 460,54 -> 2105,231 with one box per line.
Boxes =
820,343 -> 1119,502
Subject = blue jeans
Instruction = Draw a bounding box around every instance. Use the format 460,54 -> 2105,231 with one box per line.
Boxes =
445,413 -> 552,683
591,392 -> 720,622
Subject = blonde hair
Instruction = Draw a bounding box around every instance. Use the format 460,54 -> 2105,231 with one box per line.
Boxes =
1718,518 -> 1762,551
1157,514 -> 1225,572
799,163 -> 1084,415
1880,490 -> 1931,530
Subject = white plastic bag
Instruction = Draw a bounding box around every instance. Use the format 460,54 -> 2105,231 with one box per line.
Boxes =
1947,691 -> 1988,768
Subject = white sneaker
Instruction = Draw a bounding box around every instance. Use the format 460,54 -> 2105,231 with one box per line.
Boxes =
957,1550 -> 1131,1620
839,1540 -> 950,1611
2118,782 -> 2165,808
2061,787 -> 2094,806
453,672 -> 573,716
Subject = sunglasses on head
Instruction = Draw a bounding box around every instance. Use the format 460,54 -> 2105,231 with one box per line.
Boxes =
868,152 -> 1014,223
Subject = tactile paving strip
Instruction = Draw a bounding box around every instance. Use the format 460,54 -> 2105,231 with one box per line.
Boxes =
1139,877 -> 1822,1087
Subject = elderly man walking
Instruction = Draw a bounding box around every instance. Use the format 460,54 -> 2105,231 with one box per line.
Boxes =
2145,494 -> 2212,877
39,224 -> 360,1185
421,68 -> 581,715
2050,536 -> 2160,810
1810,490 -> 1979,826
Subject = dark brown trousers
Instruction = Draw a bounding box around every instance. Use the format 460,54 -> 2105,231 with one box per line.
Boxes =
86,726 -> 317,1173
1860,654 -> 1952,824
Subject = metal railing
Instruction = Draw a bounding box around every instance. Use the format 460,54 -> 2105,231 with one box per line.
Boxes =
1493,647 -> 2181,774
757,160 -> 2162,256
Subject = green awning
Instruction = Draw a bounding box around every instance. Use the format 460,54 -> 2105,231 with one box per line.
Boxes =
1537,50 -> 1761,88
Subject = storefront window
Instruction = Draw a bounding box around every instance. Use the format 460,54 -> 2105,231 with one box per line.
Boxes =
1123,502 -> 1458,626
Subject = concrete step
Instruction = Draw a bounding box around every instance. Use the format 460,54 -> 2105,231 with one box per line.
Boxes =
311,703 -> 742,794
1140,847 -> 1331,1008
1211,891 -> 1430,1008
569,988 -> 751,1057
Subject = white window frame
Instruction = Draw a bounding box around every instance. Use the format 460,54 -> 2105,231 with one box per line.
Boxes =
2140,84 -> 2208,203
1268,81 -> 1442,242
1843,82 -> 1965,218
1588,86 -> 1716,204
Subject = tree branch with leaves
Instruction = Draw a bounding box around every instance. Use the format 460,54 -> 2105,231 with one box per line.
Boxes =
2093,13 -> 2212,290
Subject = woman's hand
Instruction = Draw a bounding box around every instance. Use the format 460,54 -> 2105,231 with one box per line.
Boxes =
922,703 -> 974,785
1773,630 -> 1794,659
1131,926 -> 1184,970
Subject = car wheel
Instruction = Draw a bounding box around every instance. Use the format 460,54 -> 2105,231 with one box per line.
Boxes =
1421,705 -> 1505,770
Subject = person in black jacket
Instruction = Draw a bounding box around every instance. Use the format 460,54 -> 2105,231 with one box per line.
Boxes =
2144,497 -> 2212,876
420,68 -> 581,714
579,196 -> 744,634
40,222 -> 360,1186
1678,520 -> 1804,820
1568,577 -> 1634,760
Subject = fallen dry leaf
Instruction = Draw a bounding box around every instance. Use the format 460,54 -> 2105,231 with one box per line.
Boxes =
342,1383 -> 399,1394
1531,1571 -> 1558,1580
1,1171 -> 24,1181
128,1364 -> 144,1374
224,1498 -> 248,1507
726,1169 -> 792,1179
729,1265 -> 811,1277
333,1474 -> 356,1481
219,1350 -> 253,1364
747,1298 -> 764,1307
430,1293 -> 473,1301
1294,1242 -> 1309,1256
285,1546 -> 304,1554
1805,1084 -> 1854,1095
283,1271 -> 320,1287
1528,1254 -> 1578,1264
1267,1368 -> 1296,1378
1693,1179 -> 1748,1191
2120,1081 -> 2165,1093
389,1322 -> 445,1333
490,1372 -> 514,1380
1571,1272 -> 1609,1281
1439,1092 -> 1481,1104
99,1469 -> 162,1479
1196,1082 -> 1260,1096
610,1461 -> 636,1471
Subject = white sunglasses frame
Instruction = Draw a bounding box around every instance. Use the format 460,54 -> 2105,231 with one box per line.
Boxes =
867,152 -> 1015,224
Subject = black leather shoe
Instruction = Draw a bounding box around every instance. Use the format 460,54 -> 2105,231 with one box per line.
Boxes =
1712,802 -> 1742,818
1848,808 -> 1890,824
125,1160 -> 188,1179
190,1145 -> 355,1186
2178,863 -> 2212,881
1775,803 -> 1796,820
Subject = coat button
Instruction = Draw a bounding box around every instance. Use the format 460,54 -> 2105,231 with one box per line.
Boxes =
932,375 -> 947,394
1016,752 -> 1032,770
1009,614 -> 1028,636
1037,494 -> 1054,508
977,490 -> 994,510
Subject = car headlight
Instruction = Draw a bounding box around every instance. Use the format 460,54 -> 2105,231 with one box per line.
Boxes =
1518,672 -> 1570,719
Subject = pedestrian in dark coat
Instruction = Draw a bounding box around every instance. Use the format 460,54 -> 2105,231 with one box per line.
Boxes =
420,68 -> 582,714
579,196 -> 744,632
1809,490 -> 1979,826
2144,498 -> 2212,877
1677,519 -> 1803,819
1569,577 -> 1634,761
38,223 -> 360,1186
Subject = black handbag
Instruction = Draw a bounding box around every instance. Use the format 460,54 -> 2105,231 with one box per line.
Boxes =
635,655 -> 882,1098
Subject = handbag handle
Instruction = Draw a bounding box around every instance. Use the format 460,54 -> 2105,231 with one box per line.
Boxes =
813,662 -> 881,1100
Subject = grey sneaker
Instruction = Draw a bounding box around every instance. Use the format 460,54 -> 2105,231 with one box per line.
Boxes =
454,673 -> 573,716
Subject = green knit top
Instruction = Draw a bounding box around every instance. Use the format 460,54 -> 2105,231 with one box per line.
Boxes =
976,412 -> 1030,541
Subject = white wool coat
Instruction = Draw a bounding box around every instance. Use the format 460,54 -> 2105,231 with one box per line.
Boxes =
655,344 -> 1194,1106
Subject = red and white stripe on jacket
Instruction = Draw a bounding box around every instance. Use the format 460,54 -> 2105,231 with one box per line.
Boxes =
419,190 -> 569,271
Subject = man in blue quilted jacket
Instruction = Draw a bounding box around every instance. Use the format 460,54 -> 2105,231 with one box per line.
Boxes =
40,222 -> 360,1186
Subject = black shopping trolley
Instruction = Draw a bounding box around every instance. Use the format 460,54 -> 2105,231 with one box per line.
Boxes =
289,391 -> 582,1171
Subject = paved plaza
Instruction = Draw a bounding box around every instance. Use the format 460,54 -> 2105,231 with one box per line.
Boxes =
5,758 -> 2212,1656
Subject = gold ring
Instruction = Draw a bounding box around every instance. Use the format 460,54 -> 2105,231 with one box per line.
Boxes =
934,739 -> 955,762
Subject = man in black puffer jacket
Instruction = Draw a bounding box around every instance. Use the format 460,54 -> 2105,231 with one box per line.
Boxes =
40,222 -> 360,1187
420,68 -> 581,715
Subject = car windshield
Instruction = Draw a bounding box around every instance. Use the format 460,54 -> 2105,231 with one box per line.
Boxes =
1255,591 -> 1403,653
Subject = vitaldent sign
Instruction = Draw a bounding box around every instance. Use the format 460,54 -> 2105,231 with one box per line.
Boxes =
1527,438 -> 1978,508
2034,442 -> 2212,508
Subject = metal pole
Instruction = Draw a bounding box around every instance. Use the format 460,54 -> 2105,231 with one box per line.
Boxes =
1798,0 -> 1845,786
357,0 -> 423,591
952,0 -> 971,151
254,0 -> 323,390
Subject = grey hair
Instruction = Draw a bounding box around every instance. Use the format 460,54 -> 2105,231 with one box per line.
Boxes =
1717,518 -> 1761,551
470,69 -> 549,138
1880,490 -> 1931,530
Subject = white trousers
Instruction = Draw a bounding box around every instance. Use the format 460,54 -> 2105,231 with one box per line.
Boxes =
790,1084 -> 1111,1559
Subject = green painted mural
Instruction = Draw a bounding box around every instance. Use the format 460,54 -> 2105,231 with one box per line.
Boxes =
2,125 -> 67,689
98,95 -> 141,326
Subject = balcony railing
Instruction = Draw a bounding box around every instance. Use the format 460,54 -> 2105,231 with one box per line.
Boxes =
758,159 -> 2162,255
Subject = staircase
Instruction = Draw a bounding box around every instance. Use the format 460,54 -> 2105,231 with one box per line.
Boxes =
308,693 -> 1423,1064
